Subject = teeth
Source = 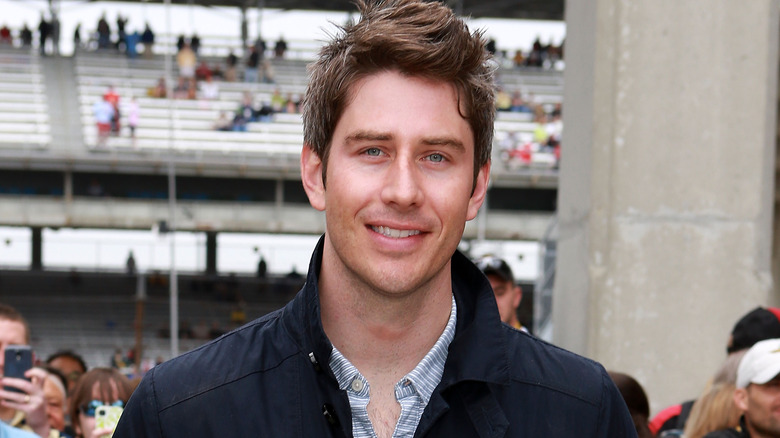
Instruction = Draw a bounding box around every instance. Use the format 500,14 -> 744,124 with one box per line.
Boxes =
372,226 -> 421,238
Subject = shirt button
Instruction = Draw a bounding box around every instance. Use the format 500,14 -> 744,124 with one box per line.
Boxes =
351,379 -> 364,392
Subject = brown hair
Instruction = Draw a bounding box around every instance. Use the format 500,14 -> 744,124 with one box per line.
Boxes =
0,303 -> 30,344
608,371 -> 653,438
68,368 -> 134,436
301,0 -> 496,189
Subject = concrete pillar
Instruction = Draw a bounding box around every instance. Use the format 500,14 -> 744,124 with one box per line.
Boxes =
556,0 -> 779,413
205,231 -> 217,275
31,227 -> 42,270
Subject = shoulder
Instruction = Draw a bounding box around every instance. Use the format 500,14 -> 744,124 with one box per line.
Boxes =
504,327 -> 612,406
0,423 -> 39,438
703,428 -> 743,438
139,307 -> 296,409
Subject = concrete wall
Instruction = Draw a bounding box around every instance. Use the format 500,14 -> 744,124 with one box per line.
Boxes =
557,0 -> 779,413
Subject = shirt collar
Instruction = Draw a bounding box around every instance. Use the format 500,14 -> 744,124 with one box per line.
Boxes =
328,295 -> 457,405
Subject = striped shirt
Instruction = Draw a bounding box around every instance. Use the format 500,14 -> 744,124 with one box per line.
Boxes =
329,295 -> 457,438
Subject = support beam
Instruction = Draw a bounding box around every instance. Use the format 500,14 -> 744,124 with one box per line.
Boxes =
557,0 -> 779,413
206,231 -> 217,275
31,227 -> 42,271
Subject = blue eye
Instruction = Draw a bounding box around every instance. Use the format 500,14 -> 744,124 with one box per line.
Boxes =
428,153 -> 444,162
365,148 -> 382,156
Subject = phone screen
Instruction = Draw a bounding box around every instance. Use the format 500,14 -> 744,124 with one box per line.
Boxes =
95,405 -> 124,433
3,345 -> 32,393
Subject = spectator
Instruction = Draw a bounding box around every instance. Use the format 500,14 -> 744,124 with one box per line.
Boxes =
38,13 -> 50,55
224,50 -> 238,82
68,368 -> 134,438
198,75 -> 219,100
92,96 -> 114,147
20,24 -> 32,47
474,255 -> 525,331
124,29 -> 140,59
651,307 -> 780,436
260,59 -> 275,83
256,256 -> 267,278
495,87 -> 511,111
103,86 -> 121,135
140,23 -> 154,58
273,35 -> 287,58
254,37 -> 266,59
190,33 -> 200,55
39,367 -> 67,437
270,88 -> 285,112
485,37 -> 496,55
115,15 -> 127,52
176,42 -> 197,79
125,251 -> 136,275
50,12 -> 60,56
46,350 -> 88,396
704,339 -> 780,437
126,97 -> 139,144
175,34 -> 185,52
96,13 -> 110,50
72,23 -> 81,50
194,61 -> 212,81
0,304 -> 58,438
0,25 -> 11,45
684,380 -> 742,438
244,46 -> 259,83
147,77 -> 166,99
608,372 -> 653,438
212,111 -> 233,131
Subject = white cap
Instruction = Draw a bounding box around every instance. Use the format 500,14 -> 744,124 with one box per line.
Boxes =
736,338 -> 780,389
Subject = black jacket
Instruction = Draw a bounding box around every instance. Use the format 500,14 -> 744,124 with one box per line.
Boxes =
115,238 -> 635,437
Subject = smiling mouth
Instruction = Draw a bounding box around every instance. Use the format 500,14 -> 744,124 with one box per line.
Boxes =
371,226 -> 422,238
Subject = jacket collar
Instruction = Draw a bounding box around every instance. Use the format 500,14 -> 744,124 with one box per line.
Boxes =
283,235 -> 511,387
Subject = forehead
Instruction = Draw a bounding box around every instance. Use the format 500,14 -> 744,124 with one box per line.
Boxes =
340,71 -> 471,141
49,356 -> 85,373
0,319 -> 27,345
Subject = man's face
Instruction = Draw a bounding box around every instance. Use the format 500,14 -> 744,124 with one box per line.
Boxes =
0,318 -> 27,376
735,375 -> 780,437
302,70 -> 489,296
48,356 -> 86,394
487,274 -> 521,325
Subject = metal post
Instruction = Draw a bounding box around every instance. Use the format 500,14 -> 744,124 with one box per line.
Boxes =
164,0 -> 179,359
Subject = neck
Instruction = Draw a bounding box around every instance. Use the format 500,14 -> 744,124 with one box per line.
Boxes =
319,260 -> 453,384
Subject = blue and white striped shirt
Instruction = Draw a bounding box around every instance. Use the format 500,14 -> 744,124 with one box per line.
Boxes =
329,295 -> 457,438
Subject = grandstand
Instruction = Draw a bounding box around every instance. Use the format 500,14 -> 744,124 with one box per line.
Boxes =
0,36 -> 562,366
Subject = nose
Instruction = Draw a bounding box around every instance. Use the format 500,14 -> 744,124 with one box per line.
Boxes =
380,155 -> 424,210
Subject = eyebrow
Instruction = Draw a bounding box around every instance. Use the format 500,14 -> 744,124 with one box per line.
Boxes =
345,130 -> 466,153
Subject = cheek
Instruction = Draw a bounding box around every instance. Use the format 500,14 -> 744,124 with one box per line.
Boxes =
79,413 -> 96,438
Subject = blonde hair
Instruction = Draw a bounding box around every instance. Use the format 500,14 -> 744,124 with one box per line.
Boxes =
683,382 -> 741,438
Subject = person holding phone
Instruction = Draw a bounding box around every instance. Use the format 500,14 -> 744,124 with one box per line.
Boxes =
67,368 -> 133,438
0,304 -> 60,438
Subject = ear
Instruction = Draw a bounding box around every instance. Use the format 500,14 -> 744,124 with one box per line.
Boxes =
466,162 -> 491,221
301,144 -> 326,211
513,285 -> 523,308
734,387 -> 749,412
301,144 -> 325,211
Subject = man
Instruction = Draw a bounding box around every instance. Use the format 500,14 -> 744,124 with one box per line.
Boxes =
704,338 -> 780,437
651,307 -> 780,436
0,304 -> 58,438
115,1 -> 634,436
45,351 -> 87,395
475,255 -> 525,331
39,368 -> 66,436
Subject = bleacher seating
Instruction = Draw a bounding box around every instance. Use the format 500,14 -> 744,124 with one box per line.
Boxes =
0,49 -> 51,149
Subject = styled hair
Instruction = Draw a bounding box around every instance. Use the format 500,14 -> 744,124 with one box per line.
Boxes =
0,303 -> 30,344
302,0 -> 496,188
68,368 -> 134,435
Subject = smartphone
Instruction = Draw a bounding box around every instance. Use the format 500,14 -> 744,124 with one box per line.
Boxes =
95,405 -> 124,433
3,345 -> 32,393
